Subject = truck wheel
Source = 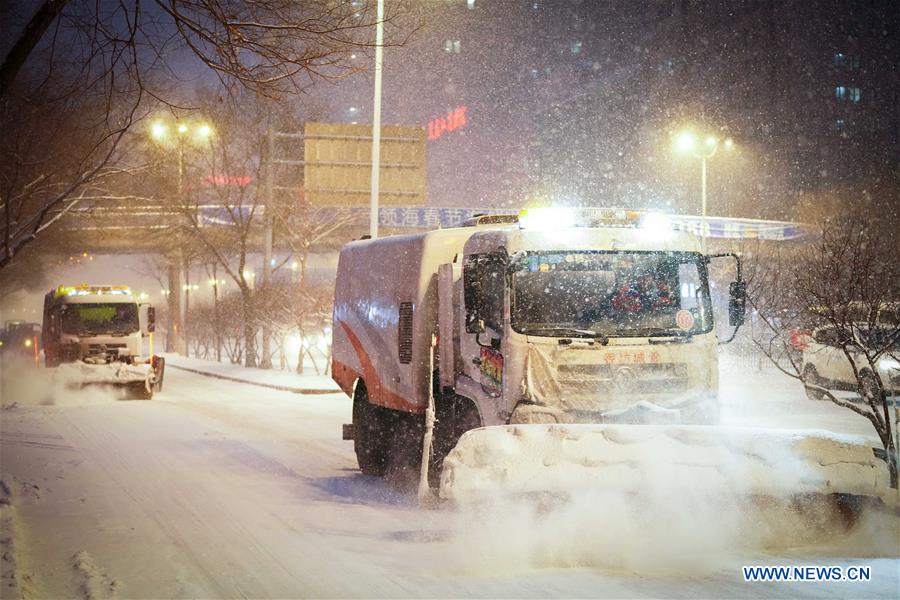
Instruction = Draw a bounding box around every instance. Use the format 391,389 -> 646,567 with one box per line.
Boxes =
385,413 -> 424,491
353,382 -> 391,477
803,365 -> 826,401
129,381 -> 154,400
153,357 -> 165,392
430,395 -> 481,486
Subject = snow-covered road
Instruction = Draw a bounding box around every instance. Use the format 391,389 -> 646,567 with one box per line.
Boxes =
1,356 -> 897,598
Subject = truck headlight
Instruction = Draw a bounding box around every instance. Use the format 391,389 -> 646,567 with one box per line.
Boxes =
24,338 -> 33,347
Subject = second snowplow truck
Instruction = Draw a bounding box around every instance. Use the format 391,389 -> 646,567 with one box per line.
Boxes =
42,284 -> 165,399
333,208 -> 890,504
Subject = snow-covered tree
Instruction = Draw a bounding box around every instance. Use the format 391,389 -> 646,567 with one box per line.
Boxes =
747,201 -> 900,489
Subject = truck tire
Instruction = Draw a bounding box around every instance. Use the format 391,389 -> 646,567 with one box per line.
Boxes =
385,412 -> 424,491
129,380 -> 154,400
153,357 -> 165,392
430,395 -> 481,486
353,382 -> 392,477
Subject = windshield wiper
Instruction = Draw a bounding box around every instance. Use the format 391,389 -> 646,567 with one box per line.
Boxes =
614,328 -> 692,340
520,326 -> 609,344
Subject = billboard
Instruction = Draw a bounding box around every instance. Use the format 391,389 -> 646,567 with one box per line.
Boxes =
303,122 -> 426,207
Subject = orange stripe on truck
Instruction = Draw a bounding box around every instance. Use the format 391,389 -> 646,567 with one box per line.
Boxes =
336,321 -> 422,414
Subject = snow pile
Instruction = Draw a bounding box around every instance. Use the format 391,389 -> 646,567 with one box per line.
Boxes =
440,424 -> 891,502
445,484 -> 899,576
71,551 -> 120,599
441,425 -> 898,574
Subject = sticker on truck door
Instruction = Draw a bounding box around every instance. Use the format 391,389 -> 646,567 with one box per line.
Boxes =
675,309 -> 694,331
480,346 -> 503,396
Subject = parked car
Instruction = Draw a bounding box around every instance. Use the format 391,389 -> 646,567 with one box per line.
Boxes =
801,324 -> 900,400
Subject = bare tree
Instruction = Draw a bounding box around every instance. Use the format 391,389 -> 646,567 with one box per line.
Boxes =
747,209 -> 900,489
1,0 -> 412,270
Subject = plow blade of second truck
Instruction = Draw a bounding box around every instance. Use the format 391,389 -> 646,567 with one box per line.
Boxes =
439,424 -> 893,511
55,362 -> 156,399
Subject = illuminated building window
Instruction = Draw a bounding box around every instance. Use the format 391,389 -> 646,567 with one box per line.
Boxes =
834,86 -> 846,100
444,39 -> 461,54
467,0 -> 475,8
834,52 -> 846,66
850,87 -> 861,102
570,40 -> 583,54
835,119 -> 845,130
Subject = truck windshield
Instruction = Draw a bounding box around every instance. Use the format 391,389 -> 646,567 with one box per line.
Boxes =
511,251 -> 712,338
60,303 -> 139,335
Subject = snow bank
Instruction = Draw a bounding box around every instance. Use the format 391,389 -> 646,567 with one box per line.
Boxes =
441,424 -> 898,575
162,354 -> 338,393
440,424 -> 892,502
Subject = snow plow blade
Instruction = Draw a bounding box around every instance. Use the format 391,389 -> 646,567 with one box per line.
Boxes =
56,362 -> 155,399
439,425 -> 893,506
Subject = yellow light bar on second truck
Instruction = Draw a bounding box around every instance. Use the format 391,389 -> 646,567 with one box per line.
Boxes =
56,284 -> 132,298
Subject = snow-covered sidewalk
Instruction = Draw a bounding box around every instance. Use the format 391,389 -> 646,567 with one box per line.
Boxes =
162,353 -> 340,395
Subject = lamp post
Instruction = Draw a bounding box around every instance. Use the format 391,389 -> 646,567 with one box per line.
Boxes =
149,119 -> 213,354
674,131 -> 734,253
209,274 -> 224,362
369,0 -> 384,239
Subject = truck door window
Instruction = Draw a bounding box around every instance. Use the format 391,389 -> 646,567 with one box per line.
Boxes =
465,253 -> 507,332
676,261 -> 711,330
480,255 -> 506,331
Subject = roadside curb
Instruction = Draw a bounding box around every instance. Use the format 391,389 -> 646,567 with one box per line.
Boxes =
167,363 -> 339,395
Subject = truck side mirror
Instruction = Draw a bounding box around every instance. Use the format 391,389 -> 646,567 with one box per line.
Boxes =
728,281 -> 746,327
147,306 -> 156,333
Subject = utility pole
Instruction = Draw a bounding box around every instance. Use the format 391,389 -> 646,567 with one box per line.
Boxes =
260,125 -> 275,368
369,0 -> 384,239
176,141 -> 188,355
700,155 -> 708,254
183,251 -> 191,356
166,258 -> 182,353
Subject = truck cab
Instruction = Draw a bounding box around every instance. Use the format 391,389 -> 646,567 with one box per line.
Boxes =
457,213 -> 723,426
41,284 -> 165,398
43,285 -> 150,367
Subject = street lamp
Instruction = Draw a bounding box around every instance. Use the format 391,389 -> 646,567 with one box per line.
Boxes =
148,118 -> 214,354
673,129 -> 735,252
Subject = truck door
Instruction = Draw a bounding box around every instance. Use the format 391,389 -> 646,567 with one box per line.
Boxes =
461,253 -> 507,412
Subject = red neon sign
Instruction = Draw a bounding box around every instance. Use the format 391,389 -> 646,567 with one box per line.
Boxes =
428,105 -> 467,140
202,175 -> 253,187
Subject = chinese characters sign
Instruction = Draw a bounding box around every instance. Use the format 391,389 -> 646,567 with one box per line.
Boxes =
428,106 -> 467,141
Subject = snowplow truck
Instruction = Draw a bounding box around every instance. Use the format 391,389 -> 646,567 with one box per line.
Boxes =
42,285 -> 165,399
333,209 -> 892,505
